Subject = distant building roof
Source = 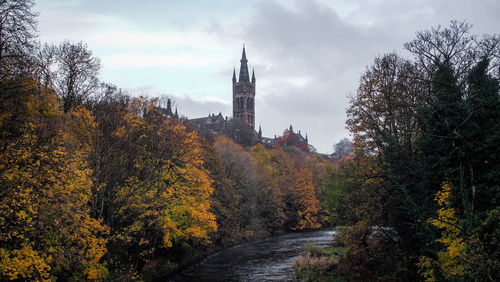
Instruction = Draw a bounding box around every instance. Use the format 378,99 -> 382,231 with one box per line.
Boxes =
260,136 -> 276,146
189,112 -> 228,136
190,112 -> 225,124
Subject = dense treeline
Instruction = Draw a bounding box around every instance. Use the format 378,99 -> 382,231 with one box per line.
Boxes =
322,21 -> 500,281
0,1 -> 327,279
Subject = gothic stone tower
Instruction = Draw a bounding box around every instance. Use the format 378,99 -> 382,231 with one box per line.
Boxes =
233,45 -> 256,130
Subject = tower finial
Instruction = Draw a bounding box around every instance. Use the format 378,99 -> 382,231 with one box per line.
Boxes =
252,68 -> 255,84
239,45 -> 249,82
232,67 -> 236,83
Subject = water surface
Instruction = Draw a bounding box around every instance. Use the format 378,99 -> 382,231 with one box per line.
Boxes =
173,229 -> 336,281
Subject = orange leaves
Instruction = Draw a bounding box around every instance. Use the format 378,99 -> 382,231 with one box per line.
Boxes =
292,169 -> 321,230
249,142 -> 323,232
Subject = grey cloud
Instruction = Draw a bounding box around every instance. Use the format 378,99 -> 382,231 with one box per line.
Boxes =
37,0 -> 500,153
237,0 -> 383,152
126,86 -> 231,120
244,0 -> 378,77
231,0 -> 500,152
175,95 -> 231,120
137,0 -> 500,153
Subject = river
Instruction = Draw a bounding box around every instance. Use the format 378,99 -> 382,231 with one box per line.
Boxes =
172,229 -> 337,281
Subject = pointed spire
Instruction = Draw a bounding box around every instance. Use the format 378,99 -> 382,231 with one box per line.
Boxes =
232,67 -> 236,83
242,44 -> 247,60
251,68 -> 255,84
238,44 -> 250,82
175,107 -> 178,117
258,125 -> 262,138
289,124 -> 293,132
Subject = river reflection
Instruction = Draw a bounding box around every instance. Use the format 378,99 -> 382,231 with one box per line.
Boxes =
173,230 -> 337,281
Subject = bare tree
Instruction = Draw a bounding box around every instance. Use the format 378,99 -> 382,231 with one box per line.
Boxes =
36,41 -> 101,112
404,20 -> 500,84
56,41 -> 101,112
34,42 -> 57,86
0,0 -> 38,78
332,138 -> 353,159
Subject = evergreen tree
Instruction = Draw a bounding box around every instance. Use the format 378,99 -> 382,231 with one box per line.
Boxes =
419,62 -> 466,206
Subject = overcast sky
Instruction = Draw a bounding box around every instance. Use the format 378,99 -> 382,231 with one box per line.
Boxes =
35,0 -> 500,153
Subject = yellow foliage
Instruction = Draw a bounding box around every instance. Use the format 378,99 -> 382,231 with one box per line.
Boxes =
111,97 -> 217,263
0,79 -> 108,279
417,256 -> 437,282
419,182 -> 467,280
0,244 -> 51,281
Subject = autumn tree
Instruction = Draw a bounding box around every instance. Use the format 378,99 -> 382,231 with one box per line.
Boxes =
201,139 -> 240,245
0,79 -> 108,280
251,143 -> 286,233
289,168 -> 321,230
418,182 -> 468,281
93,97 -> 216,274
340,21 -> 500,280
214,136 -> 264,238
347,53 -> 433,260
